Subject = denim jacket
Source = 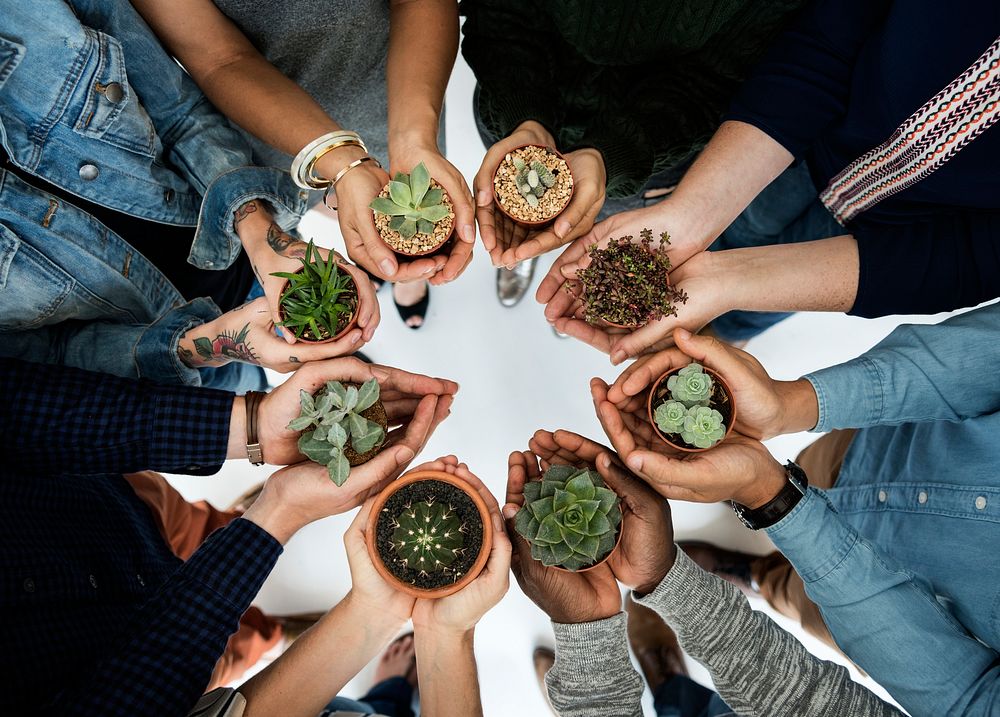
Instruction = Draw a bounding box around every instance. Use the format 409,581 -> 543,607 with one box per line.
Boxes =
0,0 -> 307,386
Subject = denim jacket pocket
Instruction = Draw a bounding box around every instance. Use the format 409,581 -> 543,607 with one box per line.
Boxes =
0,224 -> 74,330
72,29 -> 156,158
0,37 -> 26,91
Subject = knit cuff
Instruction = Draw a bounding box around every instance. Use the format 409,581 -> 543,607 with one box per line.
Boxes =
567,121 -> 655,199
550,613 -> 631,673
634,547 -> 733,629
183,518 -> 283,606
147,373 -> 234,475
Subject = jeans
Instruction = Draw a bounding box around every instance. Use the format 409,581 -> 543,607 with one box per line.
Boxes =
322,677 -> 415,717
654,675 -> 735,717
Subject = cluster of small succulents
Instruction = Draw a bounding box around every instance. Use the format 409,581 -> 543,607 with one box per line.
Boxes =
515,465 -> 622,572
273,240 -> 357,341
391,499 -> 467,576
287,378 -> 386,485
369,162 -> 451,239
513,156 -> 556,207
653,363 -> 726,449
577,228 -> 687,326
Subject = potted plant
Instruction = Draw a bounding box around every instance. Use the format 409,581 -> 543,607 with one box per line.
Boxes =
492,144 -> 574,227
287,378 -> 387,485
514,465 -> 623,572
366,469 -> 493,599
646,362 -> 736,452
271,240 -> 359,343
576,228 -> 687,328
369,162 -> 455,257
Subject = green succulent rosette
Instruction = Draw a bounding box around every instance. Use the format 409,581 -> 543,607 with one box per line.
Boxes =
653,400 -> 688,435
680,405 -> 726,449
667,362 -> 714,407
515,465 -> 622,572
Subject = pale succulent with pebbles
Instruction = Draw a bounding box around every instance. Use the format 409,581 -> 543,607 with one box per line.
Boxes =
370,162 -> 455,255
287,378 -> 387,485
493,145 -> 573,224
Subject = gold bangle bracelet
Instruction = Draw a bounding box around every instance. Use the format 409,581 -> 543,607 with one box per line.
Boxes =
290,130 -> 367,189
303,139 -> 367,188
323,156 -> 383,211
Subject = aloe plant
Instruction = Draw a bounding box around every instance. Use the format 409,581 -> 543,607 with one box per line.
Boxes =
369,162 -> 451,239
272,240 -> 356,341
287,379 -> 385,485
391,499 -> 466,575
514,465 -> 622,572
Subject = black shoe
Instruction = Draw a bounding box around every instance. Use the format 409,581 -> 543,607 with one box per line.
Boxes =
394,284 -> 430,330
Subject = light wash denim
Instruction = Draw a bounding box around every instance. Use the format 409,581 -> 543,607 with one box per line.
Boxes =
0,0 -> 307,387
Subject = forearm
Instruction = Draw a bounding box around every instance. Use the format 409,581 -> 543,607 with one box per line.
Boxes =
387,0 -> 458,155
240,592 -> 404,716
414,627 -> 482,717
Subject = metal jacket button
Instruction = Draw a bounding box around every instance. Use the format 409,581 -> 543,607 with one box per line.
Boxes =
89,574 -> 98,588
79,164 -> 99,181
164,188 -> 175,203
104,82 -> 125,103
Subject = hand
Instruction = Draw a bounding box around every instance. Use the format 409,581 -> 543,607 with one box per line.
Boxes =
345,497 -> 416,624
410,457 -> 511,633
389,147 -> 476,285
527,430 -> 675,597
257,358 -> 459,465
503,450 -> 622,624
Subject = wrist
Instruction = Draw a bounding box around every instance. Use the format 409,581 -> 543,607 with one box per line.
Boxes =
774,378 -> 820,435
413,623 -> 475,647
633,545 -> 677,597
314,143 -> 370,182
735,457 -> 788,510
242,488 -> 299,544
389,125 -> 440,161
178,316 -> 230,368
226,396 -> 247,460
343,590 -> 409,632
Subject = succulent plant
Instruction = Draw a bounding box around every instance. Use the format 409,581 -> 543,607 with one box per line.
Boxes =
653,400 -> 688,435
680,406 -> 726,449
391,499 -> 466,575
512,156 -> 556,207
369,162 -> 451,239
667,362 -> 714,408
272,240 -> 357,341
287,379 -> 385,485
577,229 -> 687,326
514,465 -> 622,572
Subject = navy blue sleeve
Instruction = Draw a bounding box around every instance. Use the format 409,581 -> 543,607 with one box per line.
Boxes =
725,0 -> 891,158
849,212 -> 1000,317
0,358 -> 233,475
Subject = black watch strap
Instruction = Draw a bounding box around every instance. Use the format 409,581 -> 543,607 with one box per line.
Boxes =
732,461 -> 808,530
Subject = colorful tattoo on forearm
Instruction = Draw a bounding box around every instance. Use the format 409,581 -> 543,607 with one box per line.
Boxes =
266,222 -> 306,259
180,323 -> 261,366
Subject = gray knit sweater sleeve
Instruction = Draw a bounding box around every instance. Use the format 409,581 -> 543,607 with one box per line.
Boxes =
635,549 -> 905,717
545,613 -> 644,717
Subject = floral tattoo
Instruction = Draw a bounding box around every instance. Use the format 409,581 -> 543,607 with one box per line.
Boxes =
189,323 -> 260,365
234,200 -> 262,226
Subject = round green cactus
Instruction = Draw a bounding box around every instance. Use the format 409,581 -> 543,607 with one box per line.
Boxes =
514,465 -> 622,572
680,406 -> 726,449
667,362 -> 714,407
653,400 -> 688,435
391,499 -> 466,574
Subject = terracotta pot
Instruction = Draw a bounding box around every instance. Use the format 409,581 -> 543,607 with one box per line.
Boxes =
276,264 -> 360,344
366,469 -> 493,599
646,365 -> 737,453
371,180 -> 456,258
492,144 -> 575,228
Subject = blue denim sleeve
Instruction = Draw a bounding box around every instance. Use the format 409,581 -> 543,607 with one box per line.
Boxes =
804,301 -> 1000,431
767,489 -> 1000,716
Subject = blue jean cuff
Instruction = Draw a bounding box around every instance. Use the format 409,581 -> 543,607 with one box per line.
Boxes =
133,297 -> 221,386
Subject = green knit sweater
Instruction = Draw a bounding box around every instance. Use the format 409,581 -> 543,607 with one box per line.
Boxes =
460,0 -> 804,198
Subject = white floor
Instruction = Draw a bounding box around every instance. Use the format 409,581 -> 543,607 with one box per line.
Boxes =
159,49 -> 957,715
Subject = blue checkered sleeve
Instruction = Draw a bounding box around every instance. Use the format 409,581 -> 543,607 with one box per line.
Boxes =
47,518 -> 282,717
0,358 -> 233,476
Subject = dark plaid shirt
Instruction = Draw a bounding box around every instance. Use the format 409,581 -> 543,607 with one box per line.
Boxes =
0,359 -> 283,716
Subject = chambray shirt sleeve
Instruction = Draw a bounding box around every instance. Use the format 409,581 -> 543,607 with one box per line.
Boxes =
803,301 -> 1000,431
767,489 -> 1000,716
0,358 -> 233,476
44,519 -> 282,717
545,614 -> 644,717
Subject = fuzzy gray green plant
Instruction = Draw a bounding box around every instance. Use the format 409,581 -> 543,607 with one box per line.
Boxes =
369,161 -> 450,239
667,362 -> 714,407
680,406 -> 726,449
512,156 -> 555,207
515,465 -> 622,572
287,378 -> 385,486
653,400 -> 688,435
391,499 -> 466,575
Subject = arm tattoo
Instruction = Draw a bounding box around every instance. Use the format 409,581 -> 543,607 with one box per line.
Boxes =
266,222 -> 306,258
177,345 -> 196,368
234,200 -> 262,227
190,323 -> 261,365
288,356 -> 301,363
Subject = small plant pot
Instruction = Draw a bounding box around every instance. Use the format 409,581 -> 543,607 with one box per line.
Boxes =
276,264 -> 360,344
493,144 -> 574,228
367,469 -> 493,599
372,178 -> 456,259
646,366 -> 737,453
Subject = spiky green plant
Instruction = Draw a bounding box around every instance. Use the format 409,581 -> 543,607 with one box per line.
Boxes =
369,162 -> 451,239
272,240 -> 356,341
391,499 -> 467,575
680,406 -> 726,449
667,363 -> 714,408
287,379 -> 385,485
514,465 -> 622,572
512,156 -> 556,207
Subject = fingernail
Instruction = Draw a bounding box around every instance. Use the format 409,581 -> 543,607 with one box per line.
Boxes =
627,455 -> 643,471
396,446 -> 415,463
380,259 -> 396,276
492,512 -> 503,532
371,367 -> 390,381
675,328 -> 691,341
422,266 -> 435,275
477,190 -> 491,207
351,332 -> 361,344
502,504 -> 518,520
555,219 -> 571,238
611,351 -> 626,365
461,224 -> 475,243
600,454 -> 611,469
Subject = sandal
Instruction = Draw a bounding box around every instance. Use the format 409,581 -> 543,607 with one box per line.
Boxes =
394,283 -> 430,330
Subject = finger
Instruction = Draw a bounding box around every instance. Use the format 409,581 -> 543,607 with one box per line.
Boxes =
535,241 -> 588,305
340,262 -> 381,341
477,201 -> 499,258
551,429 -> 607,464
482,507 -> 513,582
595,400 -> 639,459
505,451 -> 529,507
347,442 -> 419,502
672,327 -> 750,380
344,212 -> 400,280
445,172 -> 476,245
381,397 -> 422,424
437,232 -> 474,283
371,365 -> 459,397
621,450 -> 706,501
554,317 -> 616,354
542,279 -> 581,323
395,394 -> 439,457
344,496 -> 376,552
609,317 -> 684,365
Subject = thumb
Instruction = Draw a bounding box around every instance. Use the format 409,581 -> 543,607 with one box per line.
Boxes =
610,318 -> 678,365
673,328 -> 744,377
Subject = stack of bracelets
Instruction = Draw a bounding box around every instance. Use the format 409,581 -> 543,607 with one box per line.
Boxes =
289,130 -> 383,210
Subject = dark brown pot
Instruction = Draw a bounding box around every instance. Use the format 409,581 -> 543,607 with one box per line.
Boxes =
492,144 -> 575,228
371,180 -> 456,258
646,365 -> 737,453
276,264 -> 360,344
366,469 -> 493,599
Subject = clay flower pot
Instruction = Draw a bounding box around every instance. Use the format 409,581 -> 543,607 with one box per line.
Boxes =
646,365 -> 737,453
366,469 -> 493,599
371,178 -> 456,259
493,144 -> 575,228
276,264 -> 360,344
